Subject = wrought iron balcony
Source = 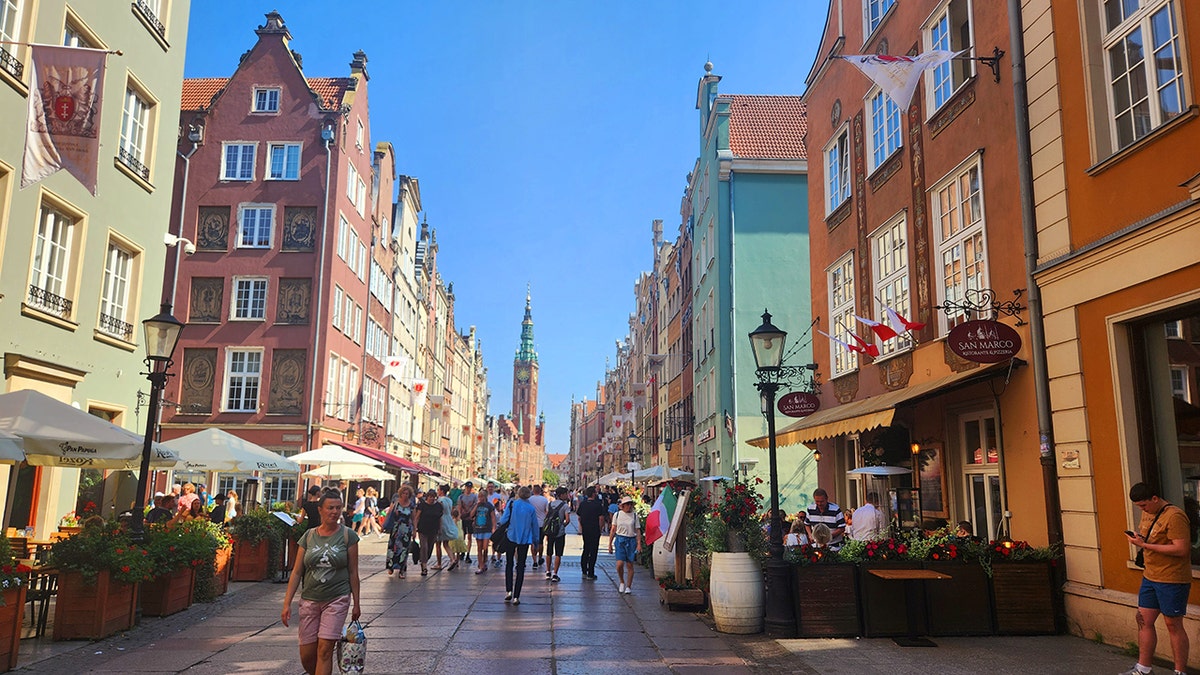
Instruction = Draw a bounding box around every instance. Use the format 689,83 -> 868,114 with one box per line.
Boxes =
99,312 -> 134,341
0,48 -> 22,79
117,146 -> 150,181
132,0 -> 166,38
27,285 -> 73,318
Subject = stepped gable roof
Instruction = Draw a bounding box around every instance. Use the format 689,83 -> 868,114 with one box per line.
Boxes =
180,77 -> 352,111
546,454 -> 568,469
725,94 -> 807,160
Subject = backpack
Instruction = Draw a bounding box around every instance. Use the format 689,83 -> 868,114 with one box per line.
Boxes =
542,502 -> 565,539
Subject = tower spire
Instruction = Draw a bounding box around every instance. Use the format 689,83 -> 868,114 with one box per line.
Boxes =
516,285 -> 537,363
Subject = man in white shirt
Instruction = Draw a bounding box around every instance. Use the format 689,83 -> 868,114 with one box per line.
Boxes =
528,484 -> 550,568
850,492 -> 884,541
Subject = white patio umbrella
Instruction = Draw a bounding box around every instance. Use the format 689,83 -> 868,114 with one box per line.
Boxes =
302,463 -> 394,482
637,465 -> 694,484
595,471 -> 629,486
848,465 -> 912,476
0,431 -> 24,464
162,428 -> 300,473
0,389 -> 180,468
290,444 -> 384,467
699,475 -> 733,482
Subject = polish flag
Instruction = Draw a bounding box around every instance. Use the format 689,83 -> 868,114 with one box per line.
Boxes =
819,329 -> 875,357
645,486 -> 677,545
884,306 -> 926,334
855,315 -> 898,342
848,332 -> 881,358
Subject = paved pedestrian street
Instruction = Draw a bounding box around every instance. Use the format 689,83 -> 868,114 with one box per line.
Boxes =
14,533 -> 1142,674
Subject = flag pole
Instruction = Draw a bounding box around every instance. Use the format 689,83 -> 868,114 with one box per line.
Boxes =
0,40 -> 122,55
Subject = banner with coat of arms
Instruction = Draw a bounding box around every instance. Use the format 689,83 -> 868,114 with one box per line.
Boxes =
22,45 -> 109,195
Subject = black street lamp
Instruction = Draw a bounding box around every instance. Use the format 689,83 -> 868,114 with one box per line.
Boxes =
748,309 -> 798,638
627,430 -> 640,488
131,303 -> 184,543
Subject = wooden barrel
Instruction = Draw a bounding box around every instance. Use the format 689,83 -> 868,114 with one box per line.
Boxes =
709,552 -> 764,634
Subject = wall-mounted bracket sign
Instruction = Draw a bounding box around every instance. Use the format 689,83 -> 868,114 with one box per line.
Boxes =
947,319 -> 1023,363
778,391 -> 821,418
935,288 -> 1027,326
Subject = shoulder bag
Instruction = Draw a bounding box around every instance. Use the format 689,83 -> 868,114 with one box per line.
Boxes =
1134,504 -> 1171,569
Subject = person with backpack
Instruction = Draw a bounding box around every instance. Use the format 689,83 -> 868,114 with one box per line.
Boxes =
458,482 -> 479,565
543,487 -> 572,582
528,484 -> 550,569
471,491 -> 496,574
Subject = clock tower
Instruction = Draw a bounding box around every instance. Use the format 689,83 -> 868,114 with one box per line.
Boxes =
512,287 -> 539,442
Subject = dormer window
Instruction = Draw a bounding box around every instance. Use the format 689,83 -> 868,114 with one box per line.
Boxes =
253,87 -> 280,113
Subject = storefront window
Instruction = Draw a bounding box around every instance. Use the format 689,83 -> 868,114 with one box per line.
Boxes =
961,409 -> 1002,539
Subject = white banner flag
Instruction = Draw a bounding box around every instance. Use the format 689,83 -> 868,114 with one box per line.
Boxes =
410,379 -> 428,409
837,50 -> 961,108
22,45 -> 109,195
382,355 -> 408,381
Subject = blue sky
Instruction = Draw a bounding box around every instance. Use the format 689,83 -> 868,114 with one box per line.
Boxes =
184,2 -> 827,457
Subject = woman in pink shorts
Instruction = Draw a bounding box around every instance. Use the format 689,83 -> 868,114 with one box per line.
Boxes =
282,488 -> 361,675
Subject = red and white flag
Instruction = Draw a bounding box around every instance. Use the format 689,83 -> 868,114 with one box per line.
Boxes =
22,45 -> 109,195
724,412 -> 735,438
621,397 -> 635,414
855,315 -> 898,342
836,50 -> 961,108
849,331 -> 881,358
819,329 -> 875,357
410,379 -> 428,409
884,306 -> 926,334
382,355 -> 408,381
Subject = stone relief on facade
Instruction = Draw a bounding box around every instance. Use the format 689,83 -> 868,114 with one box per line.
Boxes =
196,206 -> 229,251
276,278 -> 311,324
269,349 -> 306,415
833,371 -> 859,404
878,352 -> 914,390
181,348 -> 217,414
189,277 -> 224,323
282,206 -> 317,251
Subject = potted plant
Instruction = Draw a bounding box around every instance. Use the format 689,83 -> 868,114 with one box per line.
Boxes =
141,519 -> 222,616
0,534 -> 29,671
195,523 -> 234,603
788,542 -> 860,637
988,539 -> 1060,635
658,572 -> 706,611
705,478 -> 767,634
226,509 -> 284,581
57,500 -> 97,535
48,519 -> 154,640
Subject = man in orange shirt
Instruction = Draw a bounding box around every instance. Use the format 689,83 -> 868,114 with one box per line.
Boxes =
1122,482 -> 1192,675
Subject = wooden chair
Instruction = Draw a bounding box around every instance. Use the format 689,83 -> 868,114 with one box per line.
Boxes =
25,569 -> 57,638
6,538 -> 27,560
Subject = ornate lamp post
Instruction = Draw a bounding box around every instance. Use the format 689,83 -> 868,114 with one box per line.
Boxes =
131,304 -> 184,543
627,430 -> 640,488
748,309 -> 818,638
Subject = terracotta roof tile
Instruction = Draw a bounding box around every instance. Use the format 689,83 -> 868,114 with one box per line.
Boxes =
546,453 -> 568,469
726,95 -> 807,160
179,77 -> 351,111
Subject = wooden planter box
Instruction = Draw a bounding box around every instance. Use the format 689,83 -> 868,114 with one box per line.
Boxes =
202,546 -> 232,600
992,561 -> 1057,635
923,561 -> 994,636
141,567 -> 196,617
53,569 -> 138,640
659,587 -> 706,611
0,586 -> 26,672
860,561 -> 925,637
231,539 -> 269,582
793,563 -> 860,637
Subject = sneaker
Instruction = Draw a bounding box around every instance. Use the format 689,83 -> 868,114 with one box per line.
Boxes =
624,587 -> 632,594
618,583 -> 626,593
512,597 -> 521,606
504,593 -> 512,603
1119,667 -> 1151,675
551,574 -> 560,582
546,570 -> 552,579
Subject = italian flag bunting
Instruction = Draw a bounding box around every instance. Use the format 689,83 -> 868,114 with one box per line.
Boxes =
645,486 -> 676,545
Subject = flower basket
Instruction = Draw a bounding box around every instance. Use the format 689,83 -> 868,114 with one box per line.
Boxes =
140,567 -> 196,617
659,586 -> 706,611
0,586 -> 25,672
230,539 -> 269,582
991,561 -> 1056,635
923,560 -> 993,635
859,561 -> 924,637
53,569 -> 138,640
56,526 -> 82,537
792,562 -> 860,637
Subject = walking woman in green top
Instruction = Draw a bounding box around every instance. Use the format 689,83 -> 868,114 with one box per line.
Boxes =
282,488 -> 362,675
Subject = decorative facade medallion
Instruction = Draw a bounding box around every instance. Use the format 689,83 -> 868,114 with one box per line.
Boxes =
877,38 -> 889,56
268,349 -> 306,415
282,206 -> 317,251
831,99 -> 842,128
189,277 -> 224,323
833,371 -> 859,404
276,278 -> 311,324
196,206 -> 229,251
878,352 -> 914,390
181,348 -> 217,414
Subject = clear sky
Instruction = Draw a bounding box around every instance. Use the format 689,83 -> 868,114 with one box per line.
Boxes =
183,1 -> 828,458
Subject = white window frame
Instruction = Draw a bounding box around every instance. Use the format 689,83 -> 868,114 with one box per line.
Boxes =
343,296 -> 354,337
332,285 -> 344,330
252,87 -> 280,113
352,304 -> 362,344
224,348 -> 263,413
237,204 -> 274,249
63,16 -> 97,49
1165,320 -> 1183,338
923,0 -> 976,112
0,0 -> 25,68
931,154 -> 988,333
864,0 -> 896,38
29,202 -> 77,317
337,217 -> 350,261
221,143 -> 256,181
99,240 -> 134,339
337,357 -> 350,420
231,276 -> 268,321
828,251 -> 857,377
1170,366 -> 1190,402
346,363 -> 359,420
1101,0 -> 1185,150
355,119 -> 364,150
866,87 -> 902,172
825,125 -> 852,214
266,142 -> 301,180
871,214 -> 912,357
357,241 -> 368,281
119,85 -> 152,167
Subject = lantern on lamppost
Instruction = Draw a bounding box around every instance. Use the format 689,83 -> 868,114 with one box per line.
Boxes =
131,304 -> 185,543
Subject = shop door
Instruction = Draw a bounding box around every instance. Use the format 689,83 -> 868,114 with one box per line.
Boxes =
961,410 -> 1002,539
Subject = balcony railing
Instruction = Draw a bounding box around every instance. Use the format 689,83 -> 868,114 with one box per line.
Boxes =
27,285 -> 73,319
99,312 -> 134,341
0,48 -> 23,79
117,146 -> 150,181
132,0 -> 166,38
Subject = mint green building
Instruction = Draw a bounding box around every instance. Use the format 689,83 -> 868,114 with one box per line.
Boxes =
687,64 -> 815,513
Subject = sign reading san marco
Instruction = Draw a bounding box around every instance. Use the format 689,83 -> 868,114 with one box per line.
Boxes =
947,319 -> 1022,363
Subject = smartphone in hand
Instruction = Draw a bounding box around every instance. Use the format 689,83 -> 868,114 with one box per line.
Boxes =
1124,530 -> 1139,538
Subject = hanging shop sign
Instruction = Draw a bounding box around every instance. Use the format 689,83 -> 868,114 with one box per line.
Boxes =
696,426 -> 715,444
947,319 -> 1022,363
778,391 -> 821,418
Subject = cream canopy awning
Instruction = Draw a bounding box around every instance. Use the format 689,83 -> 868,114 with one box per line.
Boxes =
747,361 -> 1019,449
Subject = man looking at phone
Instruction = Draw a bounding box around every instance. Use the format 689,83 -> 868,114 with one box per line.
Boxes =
1122,482 -> 1191,675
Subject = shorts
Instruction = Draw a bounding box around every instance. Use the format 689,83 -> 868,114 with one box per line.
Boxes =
298,594 -> 351,645
1138,578 -> 1191,617
352,513 -> 363,523
462,520 -> 475,535
548,535 -> 566,557
614,535 -> 637,563
474,532 -> 492,540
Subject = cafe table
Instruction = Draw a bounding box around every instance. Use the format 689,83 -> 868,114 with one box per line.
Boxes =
866,568 -> 951,647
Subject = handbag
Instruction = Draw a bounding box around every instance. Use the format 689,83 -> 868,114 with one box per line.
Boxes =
409,539 -> 421,564
491,522 -> 511,554
336,620 -> 366,674
1134,503 -> 1170,569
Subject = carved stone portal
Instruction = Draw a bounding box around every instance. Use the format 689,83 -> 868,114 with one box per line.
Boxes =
282,206 -> 317,251
189,277 -> 224,323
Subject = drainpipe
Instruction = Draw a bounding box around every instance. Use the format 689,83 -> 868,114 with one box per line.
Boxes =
727,169 -> 739,477
168,126 -> 201,309
1008,0 -> 1065,609
306,122 -> 338,453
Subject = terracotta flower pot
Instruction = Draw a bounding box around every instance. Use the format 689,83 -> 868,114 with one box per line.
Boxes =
141,567 -> 196,617
53,569 -> 138,640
